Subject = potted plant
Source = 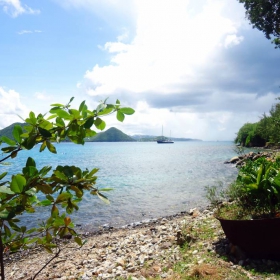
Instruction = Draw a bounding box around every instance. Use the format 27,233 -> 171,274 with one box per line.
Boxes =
210,156 -> 280,259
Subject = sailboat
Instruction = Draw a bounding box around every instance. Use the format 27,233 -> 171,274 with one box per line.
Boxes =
157,126 -> 174,144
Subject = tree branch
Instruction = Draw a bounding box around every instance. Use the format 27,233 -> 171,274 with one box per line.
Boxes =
0,148 -> 22,164
31,247 -> 61,280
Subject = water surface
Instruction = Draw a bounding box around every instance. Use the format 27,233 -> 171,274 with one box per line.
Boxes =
1,141 -> 238,231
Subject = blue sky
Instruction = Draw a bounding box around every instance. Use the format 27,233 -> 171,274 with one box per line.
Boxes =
0,0 -> 280,141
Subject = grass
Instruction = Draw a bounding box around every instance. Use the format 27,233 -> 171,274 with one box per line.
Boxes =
142,214 -> 280,280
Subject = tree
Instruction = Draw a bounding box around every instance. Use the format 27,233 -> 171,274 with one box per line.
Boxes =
235,122 -> 258,146
238,0 -> 280,48
0,97 -> 134,279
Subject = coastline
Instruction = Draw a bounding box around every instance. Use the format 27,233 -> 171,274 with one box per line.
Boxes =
5,207 -> 280,280
4,208 -> 214,280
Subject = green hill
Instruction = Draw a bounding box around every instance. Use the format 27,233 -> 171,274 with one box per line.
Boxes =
0,122 -> 26,140
87,127 -> 136,142
0,123 -> 135,143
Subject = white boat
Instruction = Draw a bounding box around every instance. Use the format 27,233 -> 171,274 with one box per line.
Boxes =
157,127 -> 174,144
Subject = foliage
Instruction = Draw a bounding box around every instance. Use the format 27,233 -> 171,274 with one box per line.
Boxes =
238,0 -> 280,48
211,157 -> 280,219
236,157 -> 280,217
87,127 -> 136,142
0,97 -> 134,279
235,100 -> 280,147
0,123 -> 26,140
204,182 -> 227,208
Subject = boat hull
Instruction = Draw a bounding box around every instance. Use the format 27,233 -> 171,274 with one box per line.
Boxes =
157,141 -> 174,144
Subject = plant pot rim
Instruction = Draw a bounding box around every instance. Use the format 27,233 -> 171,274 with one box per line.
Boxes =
215,213 -> 280,222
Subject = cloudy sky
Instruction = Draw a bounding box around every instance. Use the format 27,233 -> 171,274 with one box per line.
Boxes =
0,0 -> 279,141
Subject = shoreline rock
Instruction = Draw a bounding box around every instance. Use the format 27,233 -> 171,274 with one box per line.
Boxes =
4,207 -> 280,279
224,150 -> 279,166
4,208 -> 207,280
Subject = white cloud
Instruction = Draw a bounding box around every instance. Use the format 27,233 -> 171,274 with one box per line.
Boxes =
18,29 -> 42,35
224,34 -> 244,48
34,92 -> 51,100
81,0 -> 244,98
18,30 -> 32,35
58,0 -> 280,140
0,0 -> 40,17
0,87 -> 29,129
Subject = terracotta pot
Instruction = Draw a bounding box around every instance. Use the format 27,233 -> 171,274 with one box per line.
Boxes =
217,217 -> 280,259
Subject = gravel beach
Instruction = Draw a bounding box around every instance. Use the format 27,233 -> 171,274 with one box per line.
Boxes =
4,208 -> 280,280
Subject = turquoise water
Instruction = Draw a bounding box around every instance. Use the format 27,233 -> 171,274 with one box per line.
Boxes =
1,141 -> 238,231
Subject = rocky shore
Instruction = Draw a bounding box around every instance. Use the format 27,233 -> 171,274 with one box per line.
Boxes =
225,150 -> 280,166
4,208 -> 216,280
4,207 -> 280,280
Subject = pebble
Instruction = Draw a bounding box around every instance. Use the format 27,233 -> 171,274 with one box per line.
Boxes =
4,208 -> 276,280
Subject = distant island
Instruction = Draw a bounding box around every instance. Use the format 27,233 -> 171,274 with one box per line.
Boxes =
0,123 -> 202,142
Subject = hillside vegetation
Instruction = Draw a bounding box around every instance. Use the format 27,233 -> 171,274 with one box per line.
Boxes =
87,127 -> 136,142
0,122 -> 26,140
0,123 -> 201,142
235,100 -> 280,147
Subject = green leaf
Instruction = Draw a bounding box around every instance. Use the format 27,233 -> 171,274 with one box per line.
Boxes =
55,192 -> 72,203
40,141 -> 47,152
56,117 -> 65,127
25,111 -> 37,125
43,246 -> 54,253
22,135 -> 37,150
74,236 -> 83,246
96,192 -> 110,204
116,99 -> 120,105
94,118 -> 106,130
38,127 -> 52,138
25,187 -> 37,196
26,157 -> 36,167
46,231 -> 52,242
117,111 -> 125,122
50,103 -> 64,107
51,204 -> 59,217
39,166 -> 52,177
53,170 -> 69,181
119,107 -> 135,115
4,224 -> 11,237
39,120 -> 53,130
97,107 -> 114,116
0,186 -> 14,194
50,108 -> 71,119
69,109 -> 81,119
46,194 -> 54,202
13,125 -> 23,143
11,174 -> 26,193
23,165 -> 38,177
98,188 -> 113,192
46,141 -> 57,154
39,200 -> 52,206
63,166 -> 74,178
0,209 -> 15,220
96,103 -> 106,113
87,168 -> 99,177
70,185 -> 83,198
0,172 -> 7,180
85,129 -> 96,138
1,146 -> 17,153
84,117 -> 94,129
79,100 -> 86,112
1,136 -> 16,146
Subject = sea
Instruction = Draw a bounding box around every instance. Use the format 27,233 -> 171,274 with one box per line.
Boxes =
1,141 -> 240,232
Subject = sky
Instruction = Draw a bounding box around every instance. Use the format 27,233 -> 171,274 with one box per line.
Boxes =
0,0 -> 280,141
